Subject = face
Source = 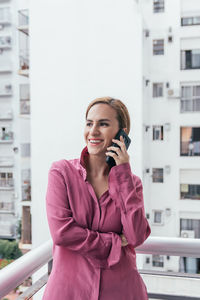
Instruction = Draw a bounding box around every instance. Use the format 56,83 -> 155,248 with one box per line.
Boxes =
84,104 -> 119,156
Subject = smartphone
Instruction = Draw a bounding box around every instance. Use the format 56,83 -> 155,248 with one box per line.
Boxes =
106,129 -> 131,168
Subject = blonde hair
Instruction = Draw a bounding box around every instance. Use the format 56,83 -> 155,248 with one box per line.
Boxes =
85,97 -> 130,134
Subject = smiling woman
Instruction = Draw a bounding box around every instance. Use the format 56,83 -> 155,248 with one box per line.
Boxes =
43,97 -> 151,300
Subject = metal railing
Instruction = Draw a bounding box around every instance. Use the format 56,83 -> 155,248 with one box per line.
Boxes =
0,156 -> 14,166
18,9 -> 29,27
0,178 -> 14,188
0,237 -> 200,299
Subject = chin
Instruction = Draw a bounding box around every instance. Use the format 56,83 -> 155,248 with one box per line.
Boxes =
87,146 -> 105,156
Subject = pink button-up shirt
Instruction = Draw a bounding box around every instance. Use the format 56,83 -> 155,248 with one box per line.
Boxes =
43,147 -> 151,300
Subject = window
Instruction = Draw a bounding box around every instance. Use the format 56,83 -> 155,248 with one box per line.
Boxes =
153,39 -> 164,55
153,126 -> 163,140
180,127 -> 200,156
181,50 -> 200,70
153,211 -> 162,224
20,84 -> 30,115
0,36 -> 11,48
153,83 -> 163,97
22,206 -> 32,244
21,169 -> 31,201
180,219 -> 200,238
0,172 -> 13,187
153,0 -> 164,13
181,16 -> 200,26
181,85 -> 200,112
152,168 -> 163,182
152,255 -> 164,267
146,257 -> 150,264
180,184 -> 200,200
0,7 -> 10,22
21,143 -> 30,157
0,202 -> 13,211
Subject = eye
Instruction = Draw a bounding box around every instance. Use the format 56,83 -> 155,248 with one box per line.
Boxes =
86,122 -> 93,127
100,122 -> 109,127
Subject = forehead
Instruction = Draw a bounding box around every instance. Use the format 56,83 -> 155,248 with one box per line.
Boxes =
87,103 -> 117,120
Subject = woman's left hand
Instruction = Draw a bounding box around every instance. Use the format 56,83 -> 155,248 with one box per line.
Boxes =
106,135 -> 130,166
120,234 -> 128,247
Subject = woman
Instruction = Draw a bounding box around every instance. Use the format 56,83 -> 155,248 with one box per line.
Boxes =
43,97 -> 151,300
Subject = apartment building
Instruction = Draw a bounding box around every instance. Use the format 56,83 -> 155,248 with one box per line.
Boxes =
142,0 -> 200,274
0,0 -> 31,251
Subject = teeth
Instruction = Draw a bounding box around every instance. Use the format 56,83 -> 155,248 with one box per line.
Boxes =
89,140 -> 102,143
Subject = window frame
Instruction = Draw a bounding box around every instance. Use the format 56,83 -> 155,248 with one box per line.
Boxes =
153,39 -> 164,55
153,0 -> 164,13
152,168 -> 164,183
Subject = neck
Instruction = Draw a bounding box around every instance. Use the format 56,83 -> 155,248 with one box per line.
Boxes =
86,154 -> 110,178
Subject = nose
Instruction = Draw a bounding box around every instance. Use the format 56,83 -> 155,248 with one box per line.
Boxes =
90,123 -> 100,136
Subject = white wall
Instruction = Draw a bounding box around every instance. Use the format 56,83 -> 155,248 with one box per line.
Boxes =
30,1 -> 143,297
30,0 -> 143,245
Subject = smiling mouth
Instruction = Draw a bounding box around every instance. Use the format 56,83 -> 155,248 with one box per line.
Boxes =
89,139 -> 103,145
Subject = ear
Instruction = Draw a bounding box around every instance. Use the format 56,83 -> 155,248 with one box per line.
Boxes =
123,128 -> 128,134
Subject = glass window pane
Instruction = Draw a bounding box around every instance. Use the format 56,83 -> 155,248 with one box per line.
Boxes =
193,85 -> 200,97
182,86 -> 191,99
192,50 -> 200,68
193,17 -> 200,25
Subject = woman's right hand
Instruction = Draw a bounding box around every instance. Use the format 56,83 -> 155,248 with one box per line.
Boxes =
120,234 -> 128,247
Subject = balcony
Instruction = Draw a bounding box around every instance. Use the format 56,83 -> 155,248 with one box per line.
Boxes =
0,131 -> 14,143
181,141 -> 200,156
0,201 -> 14,213
0,35 -> 11,51
19,49 -> 29,77
0,178 -> 14,190
0,157 -> 14,167
0,62 -> 12,73
0,219 -> 16,239
18,9 -> 29,35
181,50 -> 200,70
0,83 -> 12,97
0,7 -> 11,27
181,98 -> 200,112
0,110 -> 13,120
0,237 -> 200,299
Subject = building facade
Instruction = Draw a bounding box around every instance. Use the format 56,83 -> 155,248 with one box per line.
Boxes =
0,0 -> 31,251
142,0 -> 200,274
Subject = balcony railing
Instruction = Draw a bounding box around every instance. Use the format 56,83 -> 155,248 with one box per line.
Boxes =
0,111 -> 13,120
0,84 -> 12,96
0,220 -> 16,239
0,237 -> 200,299
181,141 -> 200,156
0,36 -> 11,50
0,131 -> 13,143
0,201 -> 14,212
0,7 -> 11,25
0,62 -> 12,73
0,157 -> 14,167
181,99 -> 200,113
0,178 -> 14,189
20,99 -> 30,115
18,9 -> 29,35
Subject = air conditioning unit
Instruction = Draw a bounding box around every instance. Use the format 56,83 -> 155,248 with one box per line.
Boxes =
165,208 -> 171,216
164,165 -> 171,174
167,89 -> 180,99
167,89 -> 174,96
164,123 -> 171,131
181,230 -> 195,238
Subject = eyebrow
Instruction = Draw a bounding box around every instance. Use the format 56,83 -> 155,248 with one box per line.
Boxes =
86,119 -> 111,122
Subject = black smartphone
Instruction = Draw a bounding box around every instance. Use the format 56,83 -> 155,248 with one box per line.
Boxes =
106,129 -> 131,168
